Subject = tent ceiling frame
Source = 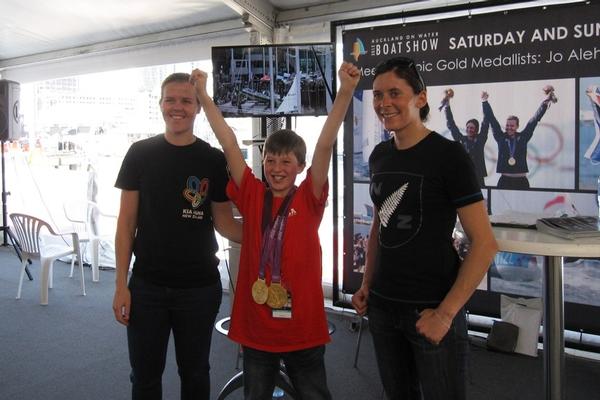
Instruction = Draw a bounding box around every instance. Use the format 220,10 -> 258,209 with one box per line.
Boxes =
0,0 -> 495,71
0,19 -> 247,71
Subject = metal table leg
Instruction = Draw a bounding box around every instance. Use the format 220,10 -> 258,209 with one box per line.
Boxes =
543,255 -> 565,400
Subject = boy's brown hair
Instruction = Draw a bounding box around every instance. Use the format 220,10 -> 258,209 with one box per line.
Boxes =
263,129 -> 307,165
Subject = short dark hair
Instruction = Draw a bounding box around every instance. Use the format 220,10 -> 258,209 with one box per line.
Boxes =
466,118 -> 480,132
507,115 -> 520,126
373,57 -> 430,121
263,129 -> 307,165
160,72 -> 195,103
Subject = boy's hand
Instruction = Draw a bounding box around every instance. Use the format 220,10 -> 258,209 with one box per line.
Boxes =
338,61 -> 360,90
190,69 -> 209,98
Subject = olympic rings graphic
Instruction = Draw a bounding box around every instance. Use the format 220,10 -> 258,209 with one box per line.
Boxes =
183,176 -> 209,208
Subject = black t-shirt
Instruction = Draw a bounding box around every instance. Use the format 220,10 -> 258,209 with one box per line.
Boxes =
115,135 -> 229,288
368,132 -> 483,303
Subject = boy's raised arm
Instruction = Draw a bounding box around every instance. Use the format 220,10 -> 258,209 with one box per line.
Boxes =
191,69 -> 246,187
310,62 -> 360,198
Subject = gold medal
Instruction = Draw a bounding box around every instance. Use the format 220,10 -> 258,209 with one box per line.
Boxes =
251,278 -> 268,305
508,157 -> 516,166
266,282 -> 288,309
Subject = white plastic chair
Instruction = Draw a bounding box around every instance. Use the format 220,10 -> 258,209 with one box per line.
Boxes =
63,201 -> 116,282
9,213 -> 85,305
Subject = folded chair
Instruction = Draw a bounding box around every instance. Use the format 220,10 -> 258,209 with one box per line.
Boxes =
10,213 -> 85,305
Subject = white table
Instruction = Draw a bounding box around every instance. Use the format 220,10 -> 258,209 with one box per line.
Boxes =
492,226 -> 600,400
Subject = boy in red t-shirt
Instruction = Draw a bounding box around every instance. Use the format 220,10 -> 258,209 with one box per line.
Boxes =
192,62 -> 359,399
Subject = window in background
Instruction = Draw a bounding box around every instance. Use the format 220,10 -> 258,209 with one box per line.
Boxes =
291,115 -> 336,285
8,60 -> 252,268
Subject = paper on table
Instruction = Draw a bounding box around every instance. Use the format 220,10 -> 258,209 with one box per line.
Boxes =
489,211 -> 547,229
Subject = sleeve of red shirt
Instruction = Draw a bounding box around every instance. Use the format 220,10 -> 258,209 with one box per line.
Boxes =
301,168 -> 329,217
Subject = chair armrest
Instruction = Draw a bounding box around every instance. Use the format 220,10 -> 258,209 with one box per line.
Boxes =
49,229 -> 81,243
64,215 -> 86,224
88,201 -> 117,219
98,211 -> 117,219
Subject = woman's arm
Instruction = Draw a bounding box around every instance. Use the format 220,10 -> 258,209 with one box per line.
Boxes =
416,200 -> 498,343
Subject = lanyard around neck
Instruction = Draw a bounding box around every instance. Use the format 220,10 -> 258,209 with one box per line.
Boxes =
258,187 -> 296,282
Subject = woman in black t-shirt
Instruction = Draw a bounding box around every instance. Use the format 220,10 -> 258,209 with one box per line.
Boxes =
351,57 -> 498,400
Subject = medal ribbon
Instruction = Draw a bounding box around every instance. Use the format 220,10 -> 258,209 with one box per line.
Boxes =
464,139 -> 475,154
258,187 -> 296,283
506,137 -> 517,161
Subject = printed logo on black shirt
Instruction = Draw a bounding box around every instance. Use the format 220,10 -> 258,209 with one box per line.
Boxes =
370,172 -> 423,248
183,176 -> 209,208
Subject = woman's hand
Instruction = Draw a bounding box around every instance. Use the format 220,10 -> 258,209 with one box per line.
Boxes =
415,308 -> 452,345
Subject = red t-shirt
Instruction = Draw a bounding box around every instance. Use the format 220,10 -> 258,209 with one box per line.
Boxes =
226,167 -> 330,352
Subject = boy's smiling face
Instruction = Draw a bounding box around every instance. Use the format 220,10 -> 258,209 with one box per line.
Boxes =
263,151 -> 305,197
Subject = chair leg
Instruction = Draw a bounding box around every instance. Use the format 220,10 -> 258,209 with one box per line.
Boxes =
40,257 -> 53,305
48,263 -> 54,289
235,344 -> 242,370
69,257 -> 75,278
353,316 -> 365,368
91,238 -> 100,282
276,370 -> 298,398
16,259 -> 28,299
216,371 -> 244,400
78,247 -> 86,296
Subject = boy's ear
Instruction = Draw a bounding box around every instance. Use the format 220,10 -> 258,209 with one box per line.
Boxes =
297,162 -> 306,174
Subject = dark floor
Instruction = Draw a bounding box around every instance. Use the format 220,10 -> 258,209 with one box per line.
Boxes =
1,245 -> 600,399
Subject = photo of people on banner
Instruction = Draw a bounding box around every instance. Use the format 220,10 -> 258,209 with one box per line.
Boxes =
579,77 -> 600,190
353,79 -> 575,190
341,0 -> 600,299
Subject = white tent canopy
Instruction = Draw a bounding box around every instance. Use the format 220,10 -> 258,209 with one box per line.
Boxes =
0,0 -> 487,82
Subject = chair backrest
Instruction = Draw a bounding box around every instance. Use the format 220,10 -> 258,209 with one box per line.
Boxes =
63,201 -> 88,236
9,213 -> 56,257
63,200 -> 107,238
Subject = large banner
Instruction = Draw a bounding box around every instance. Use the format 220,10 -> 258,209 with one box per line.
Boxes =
341,1 -> 600,301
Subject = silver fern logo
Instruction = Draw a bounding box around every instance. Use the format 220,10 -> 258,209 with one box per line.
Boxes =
378,183 -> 408,227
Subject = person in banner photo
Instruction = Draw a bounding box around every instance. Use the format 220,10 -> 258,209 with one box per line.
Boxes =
483,86 -> 558,190
351,56 -> 498,400
192,62 -> 360,399
439,88 -> 489,187
584,85 -> 600,165
113,72 -> 242,400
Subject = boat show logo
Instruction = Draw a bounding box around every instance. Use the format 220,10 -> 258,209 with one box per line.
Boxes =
350,38 -> 367,61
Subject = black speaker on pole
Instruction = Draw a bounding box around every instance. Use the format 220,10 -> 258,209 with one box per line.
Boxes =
0,79 -> 22,141
0,79 -> 32,280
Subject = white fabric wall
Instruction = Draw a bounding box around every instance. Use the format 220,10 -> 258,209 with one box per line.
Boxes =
2,31 -> 251,83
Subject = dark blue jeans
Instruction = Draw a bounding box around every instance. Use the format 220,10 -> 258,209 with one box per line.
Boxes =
242,345 -> 332,400
368,296 -> 469,400
127,275 -> 222,400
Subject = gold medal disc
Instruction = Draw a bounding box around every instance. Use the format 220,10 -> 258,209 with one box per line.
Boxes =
266,283 -> 288,309
508,157 -> 516,166
251,279 -> 268,304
